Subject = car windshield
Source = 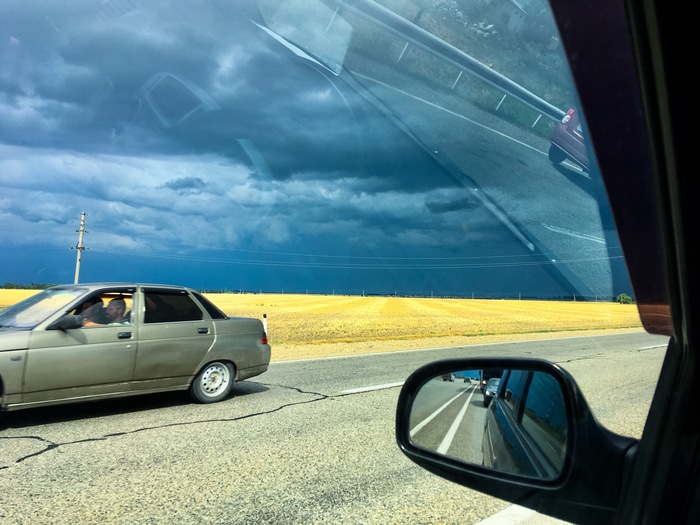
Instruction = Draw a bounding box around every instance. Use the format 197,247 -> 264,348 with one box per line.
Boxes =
0,1 -> 666,524
0,288 -> 83,329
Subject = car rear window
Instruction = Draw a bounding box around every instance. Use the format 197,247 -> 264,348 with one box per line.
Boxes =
144,291 -> 204,323
192,292 -> 227,320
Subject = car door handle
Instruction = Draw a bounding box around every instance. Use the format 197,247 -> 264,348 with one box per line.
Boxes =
118,332 -> 132,339
198,327 -> 209,334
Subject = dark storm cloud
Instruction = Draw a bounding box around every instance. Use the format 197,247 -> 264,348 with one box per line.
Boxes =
1,0 -> 556,296
162,177 -> 206,196
2,0 -> 442,191
426,197 -> 480,214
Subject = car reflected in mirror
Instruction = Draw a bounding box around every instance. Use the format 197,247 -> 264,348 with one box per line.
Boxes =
401,360 -> 570,482
483,369 -> 567,479
482,377 -> 500,407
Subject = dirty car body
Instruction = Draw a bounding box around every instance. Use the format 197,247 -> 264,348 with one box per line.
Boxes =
0,283 -> 271,411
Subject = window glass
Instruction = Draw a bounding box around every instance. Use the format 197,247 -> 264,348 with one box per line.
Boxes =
0,288 -> 85,329
192,292 -> 227,320
522,372 -> 567,469
0,0 -> 632,302
80,292 -> 133,326
0,0 -> 671,523
144,291 -> 203,323
503,369 -> 526,412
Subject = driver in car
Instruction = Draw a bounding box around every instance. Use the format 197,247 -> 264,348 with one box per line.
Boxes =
105,298 -> 130,325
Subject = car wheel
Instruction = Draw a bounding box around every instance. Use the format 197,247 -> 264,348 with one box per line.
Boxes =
190,361 -> 234,403
548,143 -> 566,164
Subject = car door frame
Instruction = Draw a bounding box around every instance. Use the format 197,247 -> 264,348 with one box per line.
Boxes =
20,286 -> 138,408
131,286 -> 215,391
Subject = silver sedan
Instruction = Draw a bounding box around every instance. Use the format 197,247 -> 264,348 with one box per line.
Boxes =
0,283 -> 271,411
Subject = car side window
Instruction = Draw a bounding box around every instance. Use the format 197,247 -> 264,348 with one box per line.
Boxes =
521,372 -> 567,470
80,292 -> 133,327
192,292 -> 227,320
502,369 -> 526,411
144,291 -> 203,323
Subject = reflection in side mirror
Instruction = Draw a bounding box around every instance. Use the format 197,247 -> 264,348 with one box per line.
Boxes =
407,367 -> 568,481
397,358 -> 638,524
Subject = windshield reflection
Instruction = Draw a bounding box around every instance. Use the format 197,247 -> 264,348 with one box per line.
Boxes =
1,0 -> 630,300
0,289 -> 83,329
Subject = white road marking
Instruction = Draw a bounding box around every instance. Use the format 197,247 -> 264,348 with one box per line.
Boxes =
354,73 -> 545,155
640,344 -> 667,351
437,387 -> 477,454
541,223 -> 605,244
409,390 -> 465,437
340,382 -> 404,394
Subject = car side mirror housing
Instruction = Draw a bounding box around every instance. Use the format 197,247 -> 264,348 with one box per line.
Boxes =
47,314 -> 84,331
395,358 -> 638,525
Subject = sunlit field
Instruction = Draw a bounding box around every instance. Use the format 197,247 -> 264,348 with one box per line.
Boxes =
205,293 -> 642,344
1,289 -> 642,351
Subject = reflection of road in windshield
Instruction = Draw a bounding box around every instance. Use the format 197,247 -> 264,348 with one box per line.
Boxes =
340,36 -> 629,299
409,380 -> 487,465
346,70 -> 624,299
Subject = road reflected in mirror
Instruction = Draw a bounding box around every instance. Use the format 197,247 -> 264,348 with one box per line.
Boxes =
408,368 -> 568,481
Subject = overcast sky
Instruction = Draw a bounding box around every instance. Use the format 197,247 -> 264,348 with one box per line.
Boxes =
0,1 -> 621,299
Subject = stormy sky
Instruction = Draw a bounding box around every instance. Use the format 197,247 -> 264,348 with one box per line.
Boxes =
0,0 -> 620,298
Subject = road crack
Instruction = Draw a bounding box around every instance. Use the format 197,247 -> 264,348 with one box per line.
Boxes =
0,385 -> 328,469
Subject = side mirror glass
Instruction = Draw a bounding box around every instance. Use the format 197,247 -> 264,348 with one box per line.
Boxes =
47,314 -> 84,331
405,364 -> 569,481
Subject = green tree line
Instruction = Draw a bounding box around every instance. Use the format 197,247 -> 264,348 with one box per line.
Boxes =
3,282 -> 54,290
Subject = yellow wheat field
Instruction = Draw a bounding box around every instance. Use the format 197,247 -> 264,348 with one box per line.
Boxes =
205,293 -> 642,344
0,290 -> 643,360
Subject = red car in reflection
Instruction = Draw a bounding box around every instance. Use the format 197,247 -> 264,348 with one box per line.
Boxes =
548,108 -> 590,172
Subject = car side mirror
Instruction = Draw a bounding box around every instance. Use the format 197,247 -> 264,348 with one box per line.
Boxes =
47,314 -> 84,331
395,358 -> 639,525
406,365 -> 567,480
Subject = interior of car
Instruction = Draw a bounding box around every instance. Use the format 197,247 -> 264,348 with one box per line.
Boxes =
0,0 -> 695,523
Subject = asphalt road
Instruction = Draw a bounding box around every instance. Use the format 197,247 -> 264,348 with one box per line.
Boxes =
0,331 -> 668,524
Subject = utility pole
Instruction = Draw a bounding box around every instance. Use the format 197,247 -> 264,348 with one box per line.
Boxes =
72,212 -> 88,284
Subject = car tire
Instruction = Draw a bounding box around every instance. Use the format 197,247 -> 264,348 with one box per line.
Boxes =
548,143 -> 566,164
190,361 -> 234,403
